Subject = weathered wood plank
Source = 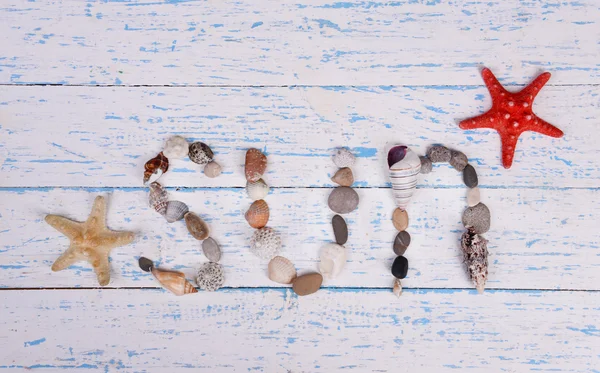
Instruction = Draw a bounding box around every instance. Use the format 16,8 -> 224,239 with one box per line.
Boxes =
1,0 -> 599,85
1,85 -> 595,188
0,288 -> 598,372
1,188 -> 598,290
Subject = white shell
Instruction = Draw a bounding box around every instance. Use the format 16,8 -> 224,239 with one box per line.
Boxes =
333,148 -> 355,168
165,200 -> 189,223
467,187 -> 481,207
249,227 -> 281,260
163,136 -> 189,159
393,279 -> 402,298
268,256 -> 297,284
246,179 -> 269,201
389,147 -> 421,210
196,262 -> 225,292
318,243 -> 347,279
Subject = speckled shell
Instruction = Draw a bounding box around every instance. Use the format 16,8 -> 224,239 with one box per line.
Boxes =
184,212 -> 210,240
388,146 -> 421,210
162,136 -> 189,159
318,243 -> 347,279
188,142 -> 214,165
148,182 -> 169,216
245,200 -> 270,229
246,179 -> 269,201
165,200 -> 189,223
268,256 -> 297,284
245,148 -> 267,182
196,262 -> 225,292
151,267 -> 198,296
333,148 -> 355,168
143,152 -> 169,185
249,227 -> 281,260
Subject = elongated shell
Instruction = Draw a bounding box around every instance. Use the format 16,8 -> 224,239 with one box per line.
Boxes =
143,152 -> 169,185
268,256 -> 297,284
151,267 -> 198,296
245,148 -> 267,182
249,227 -> 281,260
246,179 -> 269,201
388,146 -> 421,210
393,279 -> 402,298
165,200 -> 189,223
184,212 -> 210,240
148,182 -> 169,216
245,199 -> 270,229
461,228 -> 489,294
318,243 -> 347,279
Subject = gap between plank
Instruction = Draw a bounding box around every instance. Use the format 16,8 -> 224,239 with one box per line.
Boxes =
1,83 -> 598,88
0,186 -> 598,191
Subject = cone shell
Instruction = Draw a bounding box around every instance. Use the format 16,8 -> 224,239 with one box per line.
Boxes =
250,227 -> 281,260
318,243 -> 347,279
151,267 -> 198,296
245,199 -> 270,229
184,212 -> 210,240
246,179 -> 269,200
165,200 -> 189,223
388,146 -> 421,210
245,148 -> 267,182
268,256 -> 297,284
148,182 -> 169,216
143,152 -> 169,185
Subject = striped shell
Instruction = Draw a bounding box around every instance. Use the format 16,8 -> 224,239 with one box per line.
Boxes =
148,182 -> 168,216
245,199 -> 270,229
151,267 -> 198,296
246,179 -> 269,200
165,200 -> 189,223
184,212 -> 210,240
268,256 -> 297,284
318,243 -> 347,279
249,227 -> 281,260
143,152 -> 169,185
388,146 -> 421,210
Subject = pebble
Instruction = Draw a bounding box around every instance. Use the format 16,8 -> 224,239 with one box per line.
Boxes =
419,156 -> 432,174
202,237 -> 221,262
393,231 -> 411,256
467,187 -> 481,207
292,273 -> 323,296
332,214 -> 348,245
328,187 -> 359,214
427,145 -> 451,163
462,202 -> 491,234
333,148 -> 355,168
450,150 -> 468,171
391,256 -> 409,279
204,161 -> 222,178
463,164 -> 479,188
331,167 -> 354,187
392,208 -> 409,231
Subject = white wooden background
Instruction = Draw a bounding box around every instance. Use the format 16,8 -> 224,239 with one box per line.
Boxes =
1,0 -> 599,371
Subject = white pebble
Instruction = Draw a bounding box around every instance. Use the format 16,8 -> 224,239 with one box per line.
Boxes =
467,187 -> 481,207
163,136 -> 189,159
204,161 -> 222,178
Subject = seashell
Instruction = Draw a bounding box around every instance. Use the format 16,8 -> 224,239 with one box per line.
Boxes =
143,152 -> 169,185
245,148 -> 267,182
249,227 -> 281,260
318,243 -> 347,279
461,228 -> 488,294
188,142 -> 214,165
268,256 -> 297,284
292,273 -> 323,296
165,200 -> 189,223
148,265 -> 198,296
204,161 -> 222,178
388,146 -> 421,210
148,182 -> 169,216
184,212 -> 210,240
196,262 -> 225,292
163,136 -> 189,159
246,179 -> 269,200
245,200 -> 270,229
333,148 -> 355,168
331,167 -> 354,187
393,279 -> 402,298
202,237 -> 221,262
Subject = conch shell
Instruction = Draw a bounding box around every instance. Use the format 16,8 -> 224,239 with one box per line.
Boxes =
143,152 -> 169,185
245,199 -> 270,229
387,145 -> 421,210
138,257 -> 197,296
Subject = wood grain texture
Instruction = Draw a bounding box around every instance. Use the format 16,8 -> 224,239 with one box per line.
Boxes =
1,289 -> 598,372
1,85 -> 595,188
1,0 -> 599,85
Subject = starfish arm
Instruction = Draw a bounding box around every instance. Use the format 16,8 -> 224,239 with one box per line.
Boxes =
51,246 -> 84,272
519,72 -> 551,101
89,251 -> 111,286
459,112 -> 497,130
500,131 -> 520,169
45,215 -> 84,239
481,68 -> 509,104
87,196 -> 107,229
529,116 -> 564,138
98,230 -> 136,250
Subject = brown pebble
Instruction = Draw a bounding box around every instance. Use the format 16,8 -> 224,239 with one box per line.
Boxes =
331,167 -> 354,187
393,231 -> 411,256
292,273 -> 323,296
392,208 -> 409,231
332,214 -> 348,245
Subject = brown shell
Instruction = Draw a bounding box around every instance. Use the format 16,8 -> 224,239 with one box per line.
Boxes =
245,148 -> 267,182
151,267 -> 198,296
245,199 -> 270,229
148,182 -> 169,215
184,212 -> 210,240
143,152 -> 169,185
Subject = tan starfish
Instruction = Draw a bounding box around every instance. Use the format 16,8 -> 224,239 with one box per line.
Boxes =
45,196 -> 135,286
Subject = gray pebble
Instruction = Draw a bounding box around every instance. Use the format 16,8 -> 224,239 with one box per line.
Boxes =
463,164 -> 478,188
328,187 -> 359,214
450,150 -> 468,171
419,156 -> 432,174
462,203 -> 490,234
332,214 -> 348,245
202,237 -> 222,262
427,146 -> 451,163
393,231 -> 411,256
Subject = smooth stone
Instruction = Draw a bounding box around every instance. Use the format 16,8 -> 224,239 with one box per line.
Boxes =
332,214 -> 348,245
450,150 -> 468,171
419,156 -> 432,174
426,145 -> 451,163
392,208 -> 409,231
462,202 -> 491,234
202,237 -> 221,262
328,187 -> 359,214
467,187 -> 481,207
463,164 -> 479,188
391,256 -> 409,279
393,231 -> 411,256
204,161 -> 222,178
292,273 -> 323,296
331,167 -> 354,187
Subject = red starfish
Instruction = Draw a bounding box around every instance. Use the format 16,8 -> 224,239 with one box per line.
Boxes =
459,68 -> 564,168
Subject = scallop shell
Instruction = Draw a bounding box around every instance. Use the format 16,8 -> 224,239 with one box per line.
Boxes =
188,142 -> 214,165
163,136 -> 189,159
196,262 -> 225,292
148,182 -> 169,216
245,199 -> 270,229
249,227 -> 281,260
246,179 -> 269,200
318,243 -> 347,279
151,267 -> 198,296
245,148 -> 267,182
184,212 -> 210,240
388,146 -> 421,210
143,152 -> 169,185
268,256 -> 297,284
165,200 -> 189,223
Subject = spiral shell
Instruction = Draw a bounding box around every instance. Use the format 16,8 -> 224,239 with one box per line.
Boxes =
268,256 -> 297,284
246,179 -> 269,201
196,262 -> 225,292
148,182 -> 169,216
249,227 -> 281,260
163,136 -> 189,159
188,142 -> 214,165
245,148 -> 267,182
245,199 -> 270,229
388,146 -> 421,210
165,200 -> 189,223
143,152 -> 169,185
184,211 -> 210,240
461,228 -> 489,294
318,243 -> 347,279
151,267 -> 198,296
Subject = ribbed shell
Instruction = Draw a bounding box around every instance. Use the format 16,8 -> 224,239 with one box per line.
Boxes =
151,267 -> 198,296
143,152 -> 169,185
246,179 -> 270,200
165,200 -> 189,223
318,243 -> 347,279
188,142 -> 214,165
249,227 -> 281,260
196,262 -> 225,292
184,212 -> 210,240
268,256 -> 297,284
245,148 -> 267,182
148,182 -> 169,216
245,199 -> 270,229
388,147 -> 421,210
